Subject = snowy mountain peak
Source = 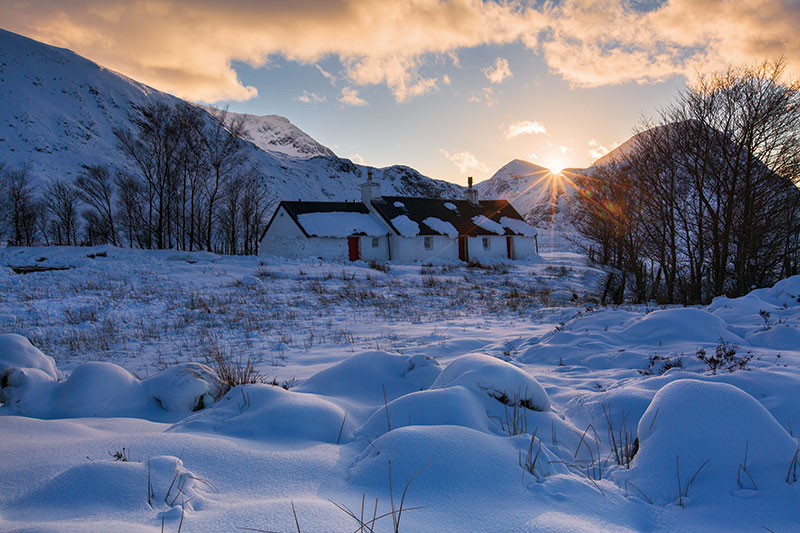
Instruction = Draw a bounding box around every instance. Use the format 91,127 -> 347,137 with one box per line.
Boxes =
203,108 -> 336,159
0,28 -> 462,205
490,159 -> 550,181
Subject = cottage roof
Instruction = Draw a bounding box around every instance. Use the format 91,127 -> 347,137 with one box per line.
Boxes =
371,196 -> 536,237
275,201 -> 388,238
262,196 -> 537,241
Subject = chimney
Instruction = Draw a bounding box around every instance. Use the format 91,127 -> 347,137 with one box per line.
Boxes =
361,169 -> 381,205
465,176 -> 479,204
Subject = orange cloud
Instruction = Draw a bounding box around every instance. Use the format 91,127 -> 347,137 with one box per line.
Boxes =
0,0 -> 544,102
440,148 -> 487,174
483,57 -> 512,84
0,0 -> 797,102
506,120 -> 547,139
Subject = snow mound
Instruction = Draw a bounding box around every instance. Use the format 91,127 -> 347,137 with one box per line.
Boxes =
170,383 -> 352,443
431,354 -> 550,412
625,379 -> 799,505
144,363 -> 223,412
1,362 -> 223,418
391,215 -> 421,237
240,275 -> 263,287
6,455 -> 210,523
0,333 -> 60,380
296,351 -> 440,406
745,324 -> 800,350
620,308 -> 739,346
751,274 -> 800,308
355,386 -> 490,441
348,425 -> 526,504
54,362 -> 144,415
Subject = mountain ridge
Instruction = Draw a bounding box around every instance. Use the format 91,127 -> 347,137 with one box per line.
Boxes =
0,28 -> 463,208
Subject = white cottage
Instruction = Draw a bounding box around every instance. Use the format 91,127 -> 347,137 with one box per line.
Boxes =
259,175 -> 538,262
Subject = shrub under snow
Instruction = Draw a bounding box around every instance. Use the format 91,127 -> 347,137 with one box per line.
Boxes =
1,358 -> 223,418
0,333 -> 61,380
355,385 -> 491,441
170,383 -> 352,443
430,353 -> 550,412
624,379 -> 799,505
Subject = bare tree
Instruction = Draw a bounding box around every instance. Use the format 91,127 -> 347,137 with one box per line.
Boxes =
201,107 -> 248,252
575,59 -> 800,303
75,164 -> 118,246
114,171 -> 146,249
6,166 -> 40,246
115,102 -> 181,249
44,180 -> 80,245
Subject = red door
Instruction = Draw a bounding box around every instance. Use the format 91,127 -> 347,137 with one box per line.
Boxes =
458,236 -> 469,262
506,236 -> 513,259
348,236 -> 360,261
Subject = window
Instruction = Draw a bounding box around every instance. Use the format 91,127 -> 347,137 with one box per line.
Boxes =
424,236 -> 433,250
482,237 -> 490,250
372,237 -> 380,248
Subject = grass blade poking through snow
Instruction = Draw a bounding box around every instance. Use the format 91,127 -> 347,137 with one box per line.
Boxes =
787,446 -> 799,484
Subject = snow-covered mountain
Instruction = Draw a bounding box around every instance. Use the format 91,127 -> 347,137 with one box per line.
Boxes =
476,159 -> 572,225
201,107 -> 336,159
0,29 -> 462,205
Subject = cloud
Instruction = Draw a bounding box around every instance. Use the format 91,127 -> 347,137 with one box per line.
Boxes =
467,87 -> 498,106
440,148 -> 487,175
506,120 -> 547,139
0,0 -> 544,103
1,0 -> 798,101
297,90 -> 326,104
539,0 -> 800,87
482,57 -> 512,84
588,139 -> 612,160
339,87 -> 368,107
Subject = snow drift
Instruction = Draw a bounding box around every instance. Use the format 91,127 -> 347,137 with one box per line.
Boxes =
625,379 -> 799,505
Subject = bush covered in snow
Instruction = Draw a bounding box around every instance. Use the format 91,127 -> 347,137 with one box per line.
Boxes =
1,349 -> 224,418
431,353 -> 550,412
0,333 -> 61,380
624,379 -> 799,505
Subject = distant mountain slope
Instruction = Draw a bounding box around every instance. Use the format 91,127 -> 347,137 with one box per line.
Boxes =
201,108 -> 336,159
476,159 -> 571,225
0,28 -> 175,183
0,29 -> 462,206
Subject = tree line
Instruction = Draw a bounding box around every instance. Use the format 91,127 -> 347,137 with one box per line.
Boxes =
0,102 -> 272,255
573,60 -> 800,304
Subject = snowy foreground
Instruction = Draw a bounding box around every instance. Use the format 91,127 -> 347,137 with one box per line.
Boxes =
1,246 -> 799,532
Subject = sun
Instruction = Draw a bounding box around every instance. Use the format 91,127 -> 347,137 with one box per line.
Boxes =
545,163 -> 565,176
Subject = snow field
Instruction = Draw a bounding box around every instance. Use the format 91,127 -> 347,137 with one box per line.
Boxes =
1,246 -> 799,531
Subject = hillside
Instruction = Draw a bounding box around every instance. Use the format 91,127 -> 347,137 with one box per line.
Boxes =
0,29 -> 462,206
476,159 -> 575,231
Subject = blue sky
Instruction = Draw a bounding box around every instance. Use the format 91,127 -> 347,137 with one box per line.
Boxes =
218,44 -> 686,183
2,0 -> 797,185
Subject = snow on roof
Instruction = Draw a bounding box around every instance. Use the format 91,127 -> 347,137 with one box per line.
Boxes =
471,215 -> 505,235
423,217 -> 458,238
393,201 -> 406,209
373,196 -> 527,237
499,216 -> 537,237
391,214 -> 420,237
297,212 -> 387,237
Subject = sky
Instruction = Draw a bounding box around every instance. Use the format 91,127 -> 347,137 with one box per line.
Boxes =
2,0 -> 798,185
